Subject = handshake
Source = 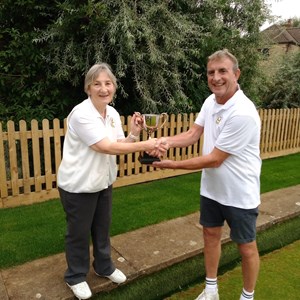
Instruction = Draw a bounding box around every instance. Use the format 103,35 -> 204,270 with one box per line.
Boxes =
150,137 -> 169,157
140,137 -> 169,164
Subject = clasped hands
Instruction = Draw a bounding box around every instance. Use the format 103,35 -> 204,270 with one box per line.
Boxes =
147,137 -> 169,158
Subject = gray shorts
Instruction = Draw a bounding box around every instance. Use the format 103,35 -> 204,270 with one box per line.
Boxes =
200,195 -> 259,244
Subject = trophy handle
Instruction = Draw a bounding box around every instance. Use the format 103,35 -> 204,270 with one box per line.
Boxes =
159,113 -> 168,129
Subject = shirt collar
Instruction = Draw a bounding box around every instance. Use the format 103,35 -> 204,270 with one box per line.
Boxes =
213,87 -> 242,114
87,97 -> 111,119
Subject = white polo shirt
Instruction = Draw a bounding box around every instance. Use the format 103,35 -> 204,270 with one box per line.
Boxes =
57,98 -> 125,193
195,90 -> 261,209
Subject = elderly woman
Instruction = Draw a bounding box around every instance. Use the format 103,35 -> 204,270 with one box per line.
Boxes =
58,63 -> 166,299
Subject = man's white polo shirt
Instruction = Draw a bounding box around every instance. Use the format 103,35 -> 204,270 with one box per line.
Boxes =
57,98 -> 125,193
195,90 -> 261,209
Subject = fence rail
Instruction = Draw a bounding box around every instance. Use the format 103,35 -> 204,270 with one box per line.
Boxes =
1,109 -> 300,208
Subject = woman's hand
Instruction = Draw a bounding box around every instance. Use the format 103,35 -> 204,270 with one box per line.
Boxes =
146,137 -> 169,157
130,112 -> 143,136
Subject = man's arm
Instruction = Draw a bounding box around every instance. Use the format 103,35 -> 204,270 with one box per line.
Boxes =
152,147 -> 230,170
164,123 -> 203,148
146,123 -> 203,158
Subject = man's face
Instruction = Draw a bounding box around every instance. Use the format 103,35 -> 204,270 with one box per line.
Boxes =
207,57 -> 240,104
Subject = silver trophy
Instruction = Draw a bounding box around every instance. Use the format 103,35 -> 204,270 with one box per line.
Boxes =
138,113 -> 168,164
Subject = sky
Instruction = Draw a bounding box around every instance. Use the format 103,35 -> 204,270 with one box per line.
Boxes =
261,0 -> 300,30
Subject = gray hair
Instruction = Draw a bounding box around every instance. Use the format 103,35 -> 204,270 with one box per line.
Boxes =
208,49 -> 239,71
84,63 -> 117,95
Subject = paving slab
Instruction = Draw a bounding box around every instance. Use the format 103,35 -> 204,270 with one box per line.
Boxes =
258,185 -> 300,226
0,249 -> 134,300
112,213 -> 203,276
0,185 -> 299,300
0,272 -> 9,300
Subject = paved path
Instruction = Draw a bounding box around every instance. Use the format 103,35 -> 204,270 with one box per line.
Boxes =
1,185 -> 300,300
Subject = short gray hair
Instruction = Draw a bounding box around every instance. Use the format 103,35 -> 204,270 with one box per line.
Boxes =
84,63 -> 117,95
208,49 -> 239,71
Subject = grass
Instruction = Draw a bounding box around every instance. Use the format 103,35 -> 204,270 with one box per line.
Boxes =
92,216 -> 300,299
0,153 -> 300,270
165,235 -> 300,300
260,153 -> 300,193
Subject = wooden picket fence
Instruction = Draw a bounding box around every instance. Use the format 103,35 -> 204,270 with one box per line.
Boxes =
0,109 -> 300,208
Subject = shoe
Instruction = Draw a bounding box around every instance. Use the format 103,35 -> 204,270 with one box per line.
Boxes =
96,268 -> 127,284
66,281 -> 92,299
195,289 -> 219,300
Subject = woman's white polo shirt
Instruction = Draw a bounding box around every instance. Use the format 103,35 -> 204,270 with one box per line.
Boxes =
57,98 -> 125,193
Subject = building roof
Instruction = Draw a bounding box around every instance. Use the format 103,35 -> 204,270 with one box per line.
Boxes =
261,24 -> 300,46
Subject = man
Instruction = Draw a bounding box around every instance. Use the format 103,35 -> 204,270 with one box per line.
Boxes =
153,49 -> 261,300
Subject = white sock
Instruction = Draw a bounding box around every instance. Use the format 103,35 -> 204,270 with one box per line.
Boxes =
205,277 -> 218,293
240,288 -> 254,300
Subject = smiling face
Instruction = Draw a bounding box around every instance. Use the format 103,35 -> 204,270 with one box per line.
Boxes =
88,71 -> 116,110
207,57 -> 240,104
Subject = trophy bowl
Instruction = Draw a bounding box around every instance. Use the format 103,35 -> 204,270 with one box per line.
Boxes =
138,113 -> 168,164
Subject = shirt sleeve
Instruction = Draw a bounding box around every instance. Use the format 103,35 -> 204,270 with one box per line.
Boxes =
195,100 -> 209,127
215,115 -> 259,155
68,109 -> 106,146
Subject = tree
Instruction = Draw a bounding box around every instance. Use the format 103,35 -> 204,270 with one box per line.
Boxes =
34,0 -> 204,115
260,51 -> 300,108
1,0 -> 269,122
279,17 -> 300,28
0,0 -> 71,123
190,0 -> 269,106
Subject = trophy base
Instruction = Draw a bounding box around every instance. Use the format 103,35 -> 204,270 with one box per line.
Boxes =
138,153 -> 160,164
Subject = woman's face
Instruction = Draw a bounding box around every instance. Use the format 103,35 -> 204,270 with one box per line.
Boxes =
88,71 -> 116,106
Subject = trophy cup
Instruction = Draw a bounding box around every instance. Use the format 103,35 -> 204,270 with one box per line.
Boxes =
138,113 -> 168,164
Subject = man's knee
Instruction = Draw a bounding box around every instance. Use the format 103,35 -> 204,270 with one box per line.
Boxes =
203,227 -> 222,244
238,241 -> 258,258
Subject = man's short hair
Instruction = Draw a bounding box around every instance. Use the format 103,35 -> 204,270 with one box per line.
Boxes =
208,49 -> 239,71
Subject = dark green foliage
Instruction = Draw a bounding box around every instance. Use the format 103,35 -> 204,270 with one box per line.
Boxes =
191,0 -> 268,105
34,0 -> 204,115
0,0 -> 70,122
1,0 -> 269,122
261,51 -> 300,108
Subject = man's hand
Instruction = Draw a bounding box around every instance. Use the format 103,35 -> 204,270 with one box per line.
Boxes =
152,159 -> 175,169
147,137 -> 169,158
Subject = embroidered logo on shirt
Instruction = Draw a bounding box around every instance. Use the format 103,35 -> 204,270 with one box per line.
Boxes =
216,116 -> 222,124
110,118 -> 115,128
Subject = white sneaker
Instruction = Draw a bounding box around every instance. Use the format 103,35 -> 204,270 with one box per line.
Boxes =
66,281 -> 92,299
195,289 -> 219,300
96,268 -> 127,284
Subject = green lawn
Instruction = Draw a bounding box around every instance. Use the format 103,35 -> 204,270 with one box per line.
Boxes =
92,215 -> 300,300
166,238 -> 300,300
0,153 -> 300,269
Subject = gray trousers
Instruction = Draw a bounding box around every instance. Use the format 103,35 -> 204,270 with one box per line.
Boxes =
59,186 -> 115,285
